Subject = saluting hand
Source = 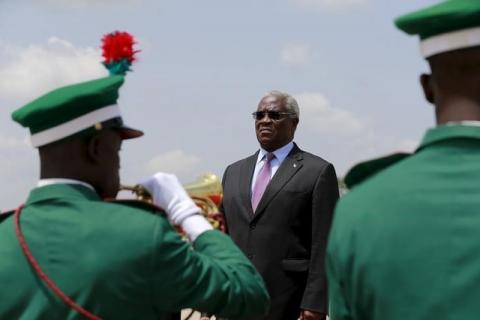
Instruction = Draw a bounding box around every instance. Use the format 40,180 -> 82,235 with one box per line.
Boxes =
139,172 -> 200,225
298,309 -> 326,320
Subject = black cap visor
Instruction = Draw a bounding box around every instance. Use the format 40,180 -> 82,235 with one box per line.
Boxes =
118,125 -> 144,140
101,117 -> 144,140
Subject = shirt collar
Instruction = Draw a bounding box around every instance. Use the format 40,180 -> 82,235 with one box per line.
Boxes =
446,121 -> 480,127
418,123 -> 480,151
37,178 -> 95,191
257,141 -> 294,164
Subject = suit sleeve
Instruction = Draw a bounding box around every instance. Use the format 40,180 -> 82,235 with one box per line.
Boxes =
301,163 -> 339,313
150,217 -> 270,319
219,165 -> 230,234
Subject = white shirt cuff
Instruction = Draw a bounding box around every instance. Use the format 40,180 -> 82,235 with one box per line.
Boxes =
181,214 -> 214,242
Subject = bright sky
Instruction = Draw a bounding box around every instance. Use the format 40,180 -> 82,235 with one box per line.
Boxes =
0,0 -> 439,209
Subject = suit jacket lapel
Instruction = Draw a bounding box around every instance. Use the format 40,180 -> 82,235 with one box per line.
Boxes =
253,144 -> 304,220
239,151 -> 258,218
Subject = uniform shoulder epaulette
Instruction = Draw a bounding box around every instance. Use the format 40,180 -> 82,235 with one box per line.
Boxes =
344,152 -> 411,189
105,199 -> 165,214
0,210 -> 14,223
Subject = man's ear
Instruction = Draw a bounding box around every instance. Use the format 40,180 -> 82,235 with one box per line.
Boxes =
420,73 -> 435,104
293,117 -> 299,128
86,134 -> 101,164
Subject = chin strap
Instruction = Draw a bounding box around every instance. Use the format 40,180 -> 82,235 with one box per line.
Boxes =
14,205 -> 102,320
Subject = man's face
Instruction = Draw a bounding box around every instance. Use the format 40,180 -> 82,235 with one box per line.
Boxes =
255,95 -> 298,152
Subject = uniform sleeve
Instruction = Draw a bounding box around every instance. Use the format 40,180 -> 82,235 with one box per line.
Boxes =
301,163 -> 339,313
326,200 -> 354,320
149,217 -> 270,319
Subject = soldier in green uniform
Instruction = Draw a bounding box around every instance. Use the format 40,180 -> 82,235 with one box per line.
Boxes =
327,1 -> 480,320
0,50 -> 269,319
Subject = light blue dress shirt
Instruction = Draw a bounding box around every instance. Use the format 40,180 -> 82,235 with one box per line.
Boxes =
250,141 -> 294,194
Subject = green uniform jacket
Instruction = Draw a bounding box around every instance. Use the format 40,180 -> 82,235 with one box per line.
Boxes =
0,183 -> 270,320
327,125 -> 480,320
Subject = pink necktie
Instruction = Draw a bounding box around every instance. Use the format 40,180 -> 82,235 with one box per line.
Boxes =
252,153 -> 274,211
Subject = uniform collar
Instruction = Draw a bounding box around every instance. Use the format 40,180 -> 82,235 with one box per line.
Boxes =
345,124 -> 480,189
26,183 -> 101,206
418,124 -> 480,151
37,178 -> 95,191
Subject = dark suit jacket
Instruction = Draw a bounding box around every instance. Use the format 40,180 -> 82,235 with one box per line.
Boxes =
220,143 -> 339,320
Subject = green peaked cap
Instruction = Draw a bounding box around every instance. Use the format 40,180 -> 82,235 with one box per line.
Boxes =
395,0 -> 480,58
13,75 -> 123,134
12,75 -> 143,147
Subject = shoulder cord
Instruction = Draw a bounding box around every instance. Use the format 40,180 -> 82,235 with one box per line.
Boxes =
14,205 -> 102,320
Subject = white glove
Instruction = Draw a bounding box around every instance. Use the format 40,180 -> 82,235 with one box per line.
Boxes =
139,172 -> 213,241
139,172 -> 199,225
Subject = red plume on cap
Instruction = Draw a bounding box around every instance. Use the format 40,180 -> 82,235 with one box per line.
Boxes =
101,31 -> 139,75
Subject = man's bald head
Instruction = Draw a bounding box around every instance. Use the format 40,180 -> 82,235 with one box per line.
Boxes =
429,47 -> 480,94
420,47 -> 480,124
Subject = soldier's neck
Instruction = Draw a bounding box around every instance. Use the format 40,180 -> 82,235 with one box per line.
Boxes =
436,96 -> 480,125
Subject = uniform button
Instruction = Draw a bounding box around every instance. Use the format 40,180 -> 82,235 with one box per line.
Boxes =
250,224 -> 256,230
247,254 -> 253,259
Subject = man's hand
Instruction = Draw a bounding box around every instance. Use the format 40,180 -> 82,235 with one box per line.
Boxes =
298,309 -> 326,320
140,172 -> 214,242
139,172 -> 200,225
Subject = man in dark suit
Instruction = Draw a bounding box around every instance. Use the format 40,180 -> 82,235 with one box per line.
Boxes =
220,90 -> 339,320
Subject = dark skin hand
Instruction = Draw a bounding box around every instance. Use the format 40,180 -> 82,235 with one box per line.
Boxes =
298,309 -> 326,320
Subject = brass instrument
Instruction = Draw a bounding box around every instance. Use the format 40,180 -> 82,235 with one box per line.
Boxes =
120,173 -> 226,232
119,184 -> 154,203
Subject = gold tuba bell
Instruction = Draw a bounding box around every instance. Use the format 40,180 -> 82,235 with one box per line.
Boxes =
120,173 -> 226,233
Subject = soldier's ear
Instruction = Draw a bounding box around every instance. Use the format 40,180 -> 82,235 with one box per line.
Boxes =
420,73 -> 435,104
86,134 -> 101,164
